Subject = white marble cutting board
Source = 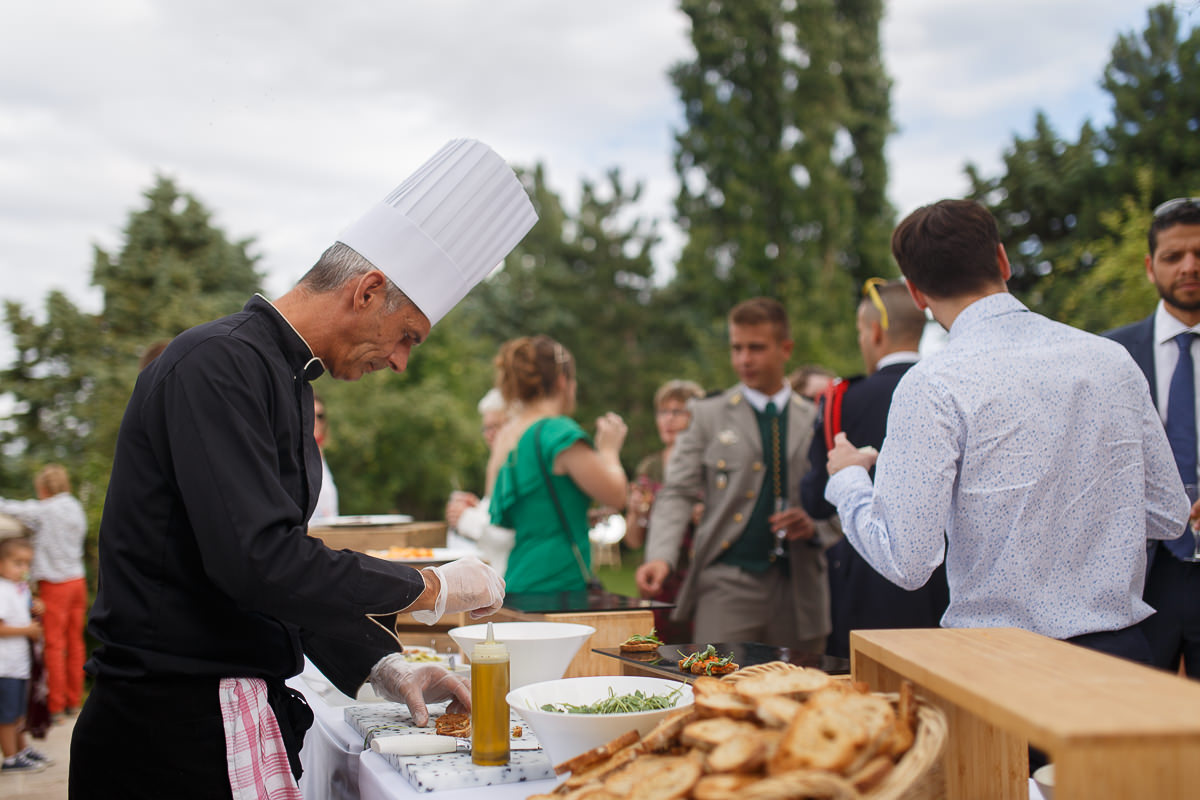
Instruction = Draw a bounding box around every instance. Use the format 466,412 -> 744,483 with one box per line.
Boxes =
344,702 -> 555,793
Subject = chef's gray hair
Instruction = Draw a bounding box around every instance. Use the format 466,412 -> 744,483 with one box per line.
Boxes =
301,242 -> 413,313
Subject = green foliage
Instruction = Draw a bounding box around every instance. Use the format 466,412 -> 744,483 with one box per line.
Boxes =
969,3 -> 1200,323
453,165 -> 685,479
669,0 -> 894,380
1049,171 -> 1161,333
0,176 -> 263,578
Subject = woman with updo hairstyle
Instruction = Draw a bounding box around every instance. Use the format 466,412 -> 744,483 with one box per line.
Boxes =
486,335 -> 628,594
623,379 -> 705,640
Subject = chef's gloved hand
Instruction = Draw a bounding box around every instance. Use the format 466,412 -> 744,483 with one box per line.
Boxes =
411,555 -> 505,625
368,655 -> 472,727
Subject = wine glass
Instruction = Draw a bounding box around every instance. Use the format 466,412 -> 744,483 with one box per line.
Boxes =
770,497 -> 788,559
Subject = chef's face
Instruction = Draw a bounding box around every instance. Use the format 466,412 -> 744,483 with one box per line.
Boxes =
325,298 -> 431,381
730,322 -> 793,395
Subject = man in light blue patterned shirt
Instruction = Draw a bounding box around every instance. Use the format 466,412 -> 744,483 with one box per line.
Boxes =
826,199 -> 1189,662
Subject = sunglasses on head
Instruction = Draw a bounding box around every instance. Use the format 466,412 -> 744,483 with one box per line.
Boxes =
862,277 -> 889,331
1153,197 -> 1200,219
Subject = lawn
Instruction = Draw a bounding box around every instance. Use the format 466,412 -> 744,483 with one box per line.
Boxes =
594,545 -> 644,597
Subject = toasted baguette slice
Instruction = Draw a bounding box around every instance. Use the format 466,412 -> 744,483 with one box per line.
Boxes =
691,675 -> 738,698
732,668 -> 832,701
694,691 -> 757,720
554,728 -> 641,775
691,773 -> 759,800
639,706 -> 697,752
601,754 -> 675,796
704,731 -> 769,774
741,770 -> 859,800
754,695 -> 805,729
768,705 -> 864,774
680,718 -> 759,750
885,680 -> 918,758
626,756 -> 702,800
619,640 -> 660,653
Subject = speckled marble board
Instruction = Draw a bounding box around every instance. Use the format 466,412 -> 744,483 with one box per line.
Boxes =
344,702 -> 555,793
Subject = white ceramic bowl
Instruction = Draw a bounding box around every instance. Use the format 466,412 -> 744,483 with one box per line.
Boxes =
1032,764 -> 1055,800
448,622 -> 595,689
506,675 -> 693,768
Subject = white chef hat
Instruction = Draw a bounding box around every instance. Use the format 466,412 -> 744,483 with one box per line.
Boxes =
337,139 -> 537,326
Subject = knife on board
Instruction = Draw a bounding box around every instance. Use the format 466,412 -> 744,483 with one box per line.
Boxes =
370,735 -> 543,756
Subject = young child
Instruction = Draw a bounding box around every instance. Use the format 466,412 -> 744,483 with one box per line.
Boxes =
0,536 -> 49,774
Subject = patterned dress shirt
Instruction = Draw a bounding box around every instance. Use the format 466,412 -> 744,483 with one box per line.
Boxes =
827,292 -> 1189,639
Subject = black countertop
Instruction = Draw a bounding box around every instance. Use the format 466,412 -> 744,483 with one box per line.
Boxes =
593,641 -> 850,683
503,588 -> 673,615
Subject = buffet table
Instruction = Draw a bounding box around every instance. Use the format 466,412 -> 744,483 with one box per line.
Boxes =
851,626 -> 1200,800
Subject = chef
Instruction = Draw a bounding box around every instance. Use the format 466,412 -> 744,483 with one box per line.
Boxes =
69,140 -> 537,799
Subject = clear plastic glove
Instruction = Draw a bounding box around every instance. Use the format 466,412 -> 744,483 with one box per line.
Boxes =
410,555 -> 505,625
368,655 -> 471,727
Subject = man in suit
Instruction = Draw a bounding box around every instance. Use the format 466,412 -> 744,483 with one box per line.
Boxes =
800,279 -> 949,658
1105,197 -> 1200,678
636,297 -> 828,651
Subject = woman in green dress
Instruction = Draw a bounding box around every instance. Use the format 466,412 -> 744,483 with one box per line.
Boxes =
487,335 -> 628,594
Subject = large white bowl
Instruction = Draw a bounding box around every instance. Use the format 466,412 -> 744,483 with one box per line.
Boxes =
506,675 -> 693,768
1032,764 -> 1055,800
448,622 -> 595,689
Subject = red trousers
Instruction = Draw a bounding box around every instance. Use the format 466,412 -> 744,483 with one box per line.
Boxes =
38,578 -> 87,713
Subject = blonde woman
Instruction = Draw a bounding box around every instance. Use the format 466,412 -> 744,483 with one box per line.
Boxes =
0,464 -> 87,720
488,336 -> 627,593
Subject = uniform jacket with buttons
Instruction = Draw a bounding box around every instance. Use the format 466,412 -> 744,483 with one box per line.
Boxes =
645,387 -> 830,638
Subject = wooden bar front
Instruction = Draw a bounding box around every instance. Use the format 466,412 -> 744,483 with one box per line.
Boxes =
307,521 -> 447,552
851,627 -> 1200,800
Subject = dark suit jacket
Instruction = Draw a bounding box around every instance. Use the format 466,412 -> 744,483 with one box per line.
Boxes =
1106,315 -> 1173,570
799,361 -> 950,659
1104,316 -> 1157,403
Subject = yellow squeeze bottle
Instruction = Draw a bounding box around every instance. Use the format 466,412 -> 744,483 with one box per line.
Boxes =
470,621 -> 510,765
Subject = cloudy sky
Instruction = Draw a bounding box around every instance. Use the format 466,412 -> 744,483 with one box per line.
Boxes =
0,1 -> 1164,342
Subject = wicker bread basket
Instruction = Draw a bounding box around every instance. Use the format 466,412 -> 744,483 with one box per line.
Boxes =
723,661 -> 948,800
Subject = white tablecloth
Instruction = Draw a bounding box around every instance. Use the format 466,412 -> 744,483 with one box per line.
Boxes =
358,749 -> 559,800
290,660 -> 374,800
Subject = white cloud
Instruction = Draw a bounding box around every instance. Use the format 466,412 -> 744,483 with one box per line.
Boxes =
0,0 -> 1169,346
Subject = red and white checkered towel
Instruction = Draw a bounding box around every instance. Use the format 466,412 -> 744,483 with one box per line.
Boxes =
219,677 -> 303,800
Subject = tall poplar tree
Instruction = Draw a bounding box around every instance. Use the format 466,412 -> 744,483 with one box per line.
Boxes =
668,0 -> 894,379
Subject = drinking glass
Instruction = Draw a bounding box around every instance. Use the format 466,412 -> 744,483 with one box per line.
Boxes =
770,497 -> 788,559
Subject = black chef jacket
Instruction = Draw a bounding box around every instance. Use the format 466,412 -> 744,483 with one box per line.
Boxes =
86,295 -> 423,696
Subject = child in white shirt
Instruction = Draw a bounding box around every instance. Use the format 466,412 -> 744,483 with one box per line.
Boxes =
0,537 -> 48,774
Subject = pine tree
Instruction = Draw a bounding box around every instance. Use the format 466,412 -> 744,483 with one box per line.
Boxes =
968,3 -> 1200,320
1,176 -> 262,564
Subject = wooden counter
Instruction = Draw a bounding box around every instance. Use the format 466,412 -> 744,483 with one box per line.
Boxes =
308,521 -> 447,552
851,627 -> 1200,800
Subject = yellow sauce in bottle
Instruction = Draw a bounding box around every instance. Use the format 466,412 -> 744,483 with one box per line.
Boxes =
470,623 -> 510,766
